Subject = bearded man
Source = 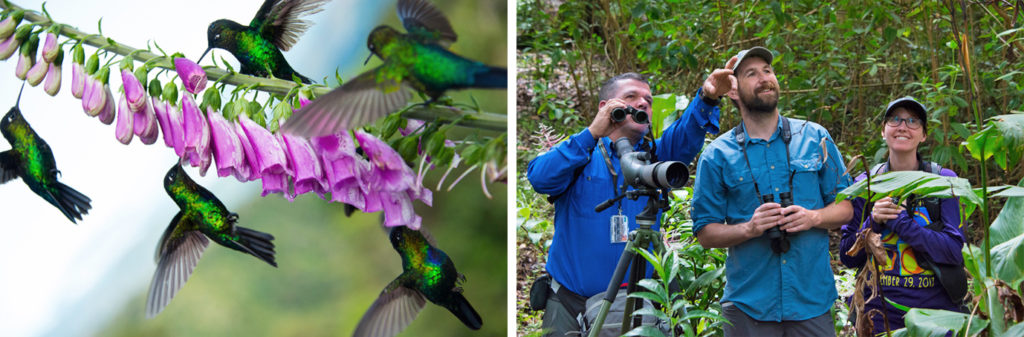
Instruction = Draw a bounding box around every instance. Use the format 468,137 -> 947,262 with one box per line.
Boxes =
689,47 -> 853,337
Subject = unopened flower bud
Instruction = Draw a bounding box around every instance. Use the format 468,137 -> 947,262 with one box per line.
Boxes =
0,10 -> 24,41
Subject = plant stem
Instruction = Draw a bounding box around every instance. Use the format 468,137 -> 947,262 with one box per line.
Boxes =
0,1 -> 506,132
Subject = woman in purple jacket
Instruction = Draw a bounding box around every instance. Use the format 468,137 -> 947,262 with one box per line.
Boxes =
839,97 -> 967,335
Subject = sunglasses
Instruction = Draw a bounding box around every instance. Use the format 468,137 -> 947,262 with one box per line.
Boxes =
885,115 -> 923,129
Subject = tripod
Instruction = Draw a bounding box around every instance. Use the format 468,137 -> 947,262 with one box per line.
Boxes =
589,188 -> 671,337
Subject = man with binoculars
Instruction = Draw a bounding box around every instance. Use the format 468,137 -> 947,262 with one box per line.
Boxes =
527,71 -> 727,336
690,47 -> 853,336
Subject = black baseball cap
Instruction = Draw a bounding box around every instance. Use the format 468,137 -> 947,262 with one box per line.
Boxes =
882,96 -> 928,131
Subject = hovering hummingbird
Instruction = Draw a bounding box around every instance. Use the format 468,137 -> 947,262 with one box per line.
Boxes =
200,0 -> 330,83
281,0 -> 507,138
0,83 -> 91,224
353,225 -> 482,336
146,164 -> 277,318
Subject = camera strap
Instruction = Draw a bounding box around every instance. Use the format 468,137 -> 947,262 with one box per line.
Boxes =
598,140 -> 624,212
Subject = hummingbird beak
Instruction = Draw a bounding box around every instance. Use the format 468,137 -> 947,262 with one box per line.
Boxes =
15,81 -> 25,109
197,47 -> 211,64
363,53 -> 373,66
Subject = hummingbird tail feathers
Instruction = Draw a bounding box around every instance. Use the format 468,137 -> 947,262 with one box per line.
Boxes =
235,226 -> 277,267
471,66 -> 506,89
50,182 -> 92,224
446,292 -> 483,330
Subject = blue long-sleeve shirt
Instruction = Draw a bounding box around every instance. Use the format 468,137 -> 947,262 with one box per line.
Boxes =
839,167 -> 965,334
527,88 -> 720,297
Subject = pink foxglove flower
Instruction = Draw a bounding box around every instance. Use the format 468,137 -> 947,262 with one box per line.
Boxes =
173,57 -> 206,95
356,131 -> 415,192
0,34 -> 17,60
154,98 -> 181,151
136,99 -> 160,145
41,32 -> 58,63
14,35 -> 38,80
115,94 -> 134,144
97,84 -> 115,125
237,114 -> 292,197
180,94 -> 211,175
0,10 -> 23,40
71,62 -> 85,98
25,56 -> 48,86
121,68 -> 147,112
81,77 -> 105,116
282,132 -> 327,198
43,50 -> 62,96
312,133 -> 367,209
208,108 -> 250,181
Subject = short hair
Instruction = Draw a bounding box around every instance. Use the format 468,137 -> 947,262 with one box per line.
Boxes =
598,72 -> 649,101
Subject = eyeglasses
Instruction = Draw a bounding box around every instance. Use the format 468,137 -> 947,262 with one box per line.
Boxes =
886,115 -> 923,129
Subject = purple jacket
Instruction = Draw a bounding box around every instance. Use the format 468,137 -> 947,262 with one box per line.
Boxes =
839,166 -> 965,334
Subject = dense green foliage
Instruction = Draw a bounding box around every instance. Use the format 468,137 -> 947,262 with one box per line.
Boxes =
517,0 -> 1024,336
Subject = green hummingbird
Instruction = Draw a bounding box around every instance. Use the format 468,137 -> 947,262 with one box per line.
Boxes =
146,164 -> 277,318
0,83 -> 91,224
200,0 -> 330,83
281,0 -> 507,138
353,225 -> 482,336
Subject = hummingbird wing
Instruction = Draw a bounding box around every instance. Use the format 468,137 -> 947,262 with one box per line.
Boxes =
0,150 -> 20,184
146,211 -> 210,318
353,282 -> 427,337
251,0 -> 330,51
281,66 -> 413,138
397,0 -> 457,46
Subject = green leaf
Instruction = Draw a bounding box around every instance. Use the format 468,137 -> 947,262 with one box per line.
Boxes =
836,170 -> 981,209
650,93 -> 679,139
903,308 -> 987,337
628,290 -> 668,306
686,267 -> 724,296
678,309 -> 727,322
624,325 -> 667,337
631,306 -> 670,322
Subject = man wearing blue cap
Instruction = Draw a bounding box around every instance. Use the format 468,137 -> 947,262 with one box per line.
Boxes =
690,47 -> 853,336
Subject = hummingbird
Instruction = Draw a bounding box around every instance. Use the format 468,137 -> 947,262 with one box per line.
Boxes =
281,0 -> 507,138
146,164 -> 277,318
353,225 -> 482,336
200,0 -> 330,83
0,83 -> 91,224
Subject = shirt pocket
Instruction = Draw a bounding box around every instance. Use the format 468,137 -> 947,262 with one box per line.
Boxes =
790,156 -> 823,207
723,167 -> 758,221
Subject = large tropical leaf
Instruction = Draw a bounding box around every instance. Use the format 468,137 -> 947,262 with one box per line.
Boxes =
836,170 -> 981,209
965,112 -> 1024,170
902,308 -> 988,337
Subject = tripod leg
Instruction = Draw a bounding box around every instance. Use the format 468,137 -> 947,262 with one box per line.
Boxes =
624,251 -> 646,335
587,239 -> 637,337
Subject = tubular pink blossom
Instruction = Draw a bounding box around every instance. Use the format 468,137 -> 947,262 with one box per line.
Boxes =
282,132 -> 327,198
115,94 -> 134,144
41,32 -> 58,63
121,69 -> 146,112
380,191 -> 418,228
208,108 -> 250,180
81,78 -> 106,117
153,98 -> 176,148
173,57 -> 207,94
312,133 -> 368,209
0,34 -> 17,60
180,94 -> 211,176
355,130 -> 416,192
71,62 -> 85,98
237,114 -> 292,197
43,63 -> 61,96
97,84 -> 116,125
234,119 -> 260,182
15,49 -> 33,80
136,100 -> 160,145
25,59 -> 48,86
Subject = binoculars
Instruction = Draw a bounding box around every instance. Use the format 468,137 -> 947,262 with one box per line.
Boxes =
610,105 -> 650,124
761,192 -> 793,254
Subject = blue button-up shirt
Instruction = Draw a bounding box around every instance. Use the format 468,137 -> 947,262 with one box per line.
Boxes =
528,89 -> 720,297
691,116 -> 850,321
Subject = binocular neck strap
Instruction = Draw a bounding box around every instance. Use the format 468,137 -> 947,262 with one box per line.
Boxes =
598,140 -> 623,210
734,117 -> 795,199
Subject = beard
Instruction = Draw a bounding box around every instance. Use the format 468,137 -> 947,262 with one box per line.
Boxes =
738,83 -> 778,114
